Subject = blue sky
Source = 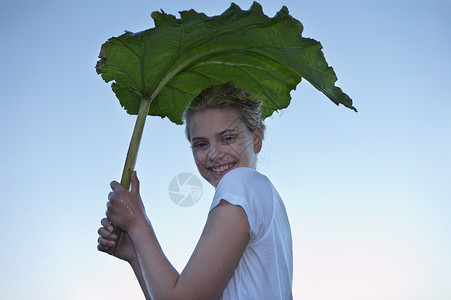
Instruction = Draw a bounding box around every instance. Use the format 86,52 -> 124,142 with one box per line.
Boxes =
1,0 -> 450,299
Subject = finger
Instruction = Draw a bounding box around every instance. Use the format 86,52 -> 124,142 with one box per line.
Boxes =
98,226 -> 108,237
106,200 -> 114,212
101,218 -> 113,232
105,209 -> 119,225
131,171 -> 140,195
98,227 -> 117,240
108,191 -> 114,200
98,235 -> 116,247
110,180 -> 122,192
97,238 -> 114,253
97,244 -> 110,252
105,207 -> 116,223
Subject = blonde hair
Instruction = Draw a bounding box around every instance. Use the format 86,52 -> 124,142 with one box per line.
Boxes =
183,82 -> 265,141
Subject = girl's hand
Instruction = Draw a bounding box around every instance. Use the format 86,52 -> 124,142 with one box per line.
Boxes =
97,217 -> 136,263
106,171 -> 146,233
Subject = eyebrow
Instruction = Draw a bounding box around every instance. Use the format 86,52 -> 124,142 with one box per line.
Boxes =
191,128 -> 238,142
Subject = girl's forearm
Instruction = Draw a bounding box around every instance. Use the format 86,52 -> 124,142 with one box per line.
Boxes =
129,216 -> 180,300
130,257 -> 152,299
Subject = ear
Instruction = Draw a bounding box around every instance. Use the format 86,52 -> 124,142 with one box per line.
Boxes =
253,127 -> 263,153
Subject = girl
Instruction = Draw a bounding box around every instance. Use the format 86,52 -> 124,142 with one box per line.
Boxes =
97,82 -> 293,299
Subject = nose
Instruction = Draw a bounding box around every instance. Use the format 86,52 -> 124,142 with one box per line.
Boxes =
207,142 -> 224,161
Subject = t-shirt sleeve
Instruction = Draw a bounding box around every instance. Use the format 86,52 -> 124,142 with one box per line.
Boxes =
209,168 -> 272,241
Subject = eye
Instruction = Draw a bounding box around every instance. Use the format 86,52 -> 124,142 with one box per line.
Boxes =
193,142 -> 207,150
222,135 -> 235,144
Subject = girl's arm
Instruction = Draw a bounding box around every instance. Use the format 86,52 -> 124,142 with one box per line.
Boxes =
129,254 -> 152,299
97,218 -> 152,299
107,172 -> 250,300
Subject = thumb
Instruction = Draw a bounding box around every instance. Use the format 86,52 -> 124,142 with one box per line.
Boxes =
131,171 -> 140,195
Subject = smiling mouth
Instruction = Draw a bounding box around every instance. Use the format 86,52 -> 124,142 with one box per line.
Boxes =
210,163 -> 235,173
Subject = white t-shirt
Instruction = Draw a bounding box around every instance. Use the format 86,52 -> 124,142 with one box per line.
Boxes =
210,167 -> 293,300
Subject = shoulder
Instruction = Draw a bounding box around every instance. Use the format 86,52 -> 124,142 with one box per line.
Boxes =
214,167 -> 274,203
218,167 -> 270,189
213,167 -> 275,216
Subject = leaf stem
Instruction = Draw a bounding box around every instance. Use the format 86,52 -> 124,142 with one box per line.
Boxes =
112,97 -> 151,254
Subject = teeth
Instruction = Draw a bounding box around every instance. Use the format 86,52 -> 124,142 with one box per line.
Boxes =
212,163 -> 233,172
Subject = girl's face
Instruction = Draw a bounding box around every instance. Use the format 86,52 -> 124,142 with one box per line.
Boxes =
188,109 -> 262,187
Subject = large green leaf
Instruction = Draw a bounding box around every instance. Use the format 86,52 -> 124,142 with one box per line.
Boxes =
96,2 -> 356,125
